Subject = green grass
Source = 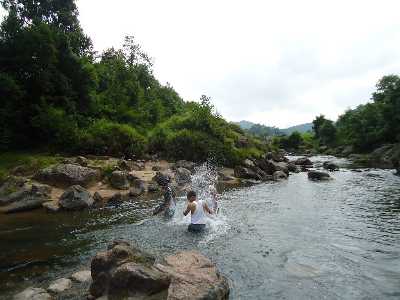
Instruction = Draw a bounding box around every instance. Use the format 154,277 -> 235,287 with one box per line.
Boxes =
0,152 -> 61,179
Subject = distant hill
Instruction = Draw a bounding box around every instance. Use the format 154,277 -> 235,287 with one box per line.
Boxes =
235,120 -> 313,137
280,123 -> 313,135
236,120 -> 255,130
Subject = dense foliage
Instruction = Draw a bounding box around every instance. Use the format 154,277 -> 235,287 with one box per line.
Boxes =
312,75 -> 400,152
0,0 -> 265,165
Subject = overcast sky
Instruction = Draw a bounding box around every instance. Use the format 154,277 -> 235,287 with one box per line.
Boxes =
3,1 -> 400,128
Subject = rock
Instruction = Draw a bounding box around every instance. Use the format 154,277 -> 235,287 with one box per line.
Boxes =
131,161 -> 145,171
323,161 -> 339,171
109,262 -> 170,296
109,171 -> 130,190
152,171 -> 171,186
287,163 -> 300,173
59,185 -> 94,211
147,181 -> 160,193
117,160 -> 131,171
107,192 -> 129,205
341,145 -> 354,156
90,240 -> 156,298
89,242 -> 229,300
243,159 -> 255,168
14,287 -> 52,300
151,165 -> 162,171
217,172 -> 235,182
0,184 -> 52,214
93,190 -> 123,207
234,166 -> 261,180
265,151 -> 287,162
42,201 -> 60,213
273,171 -> 288,181
175,167 -> 192,185
48,278 -> 72,293
174,160 -> 196,172
71,270 -> 92,283
308,171 -> 331,181
129,179 -> 145,197
76,156 -> 88,167
294,157 -> 313,166
256,159 -> 289,176
0,176 -> 29,199
34,164 -> 100,188
155,251 -> 230,300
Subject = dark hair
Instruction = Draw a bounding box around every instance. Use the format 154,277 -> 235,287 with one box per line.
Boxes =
187,191 -> 196,199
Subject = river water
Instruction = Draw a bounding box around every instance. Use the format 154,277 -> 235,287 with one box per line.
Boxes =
1,156 -> 400,299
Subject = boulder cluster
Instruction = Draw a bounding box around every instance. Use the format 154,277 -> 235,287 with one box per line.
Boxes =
13,241 -> 229,300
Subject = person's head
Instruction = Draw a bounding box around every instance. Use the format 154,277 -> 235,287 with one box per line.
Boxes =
187,190 -> 197,202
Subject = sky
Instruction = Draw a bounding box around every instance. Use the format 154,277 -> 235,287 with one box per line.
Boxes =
3,1 -> 400,128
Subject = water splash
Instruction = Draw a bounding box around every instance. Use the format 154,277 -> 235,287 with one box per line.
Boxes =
169,162 -> 229,243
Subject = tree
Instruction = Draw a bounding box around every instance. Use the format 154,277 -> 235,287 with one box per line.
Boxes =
319,120 -> 337,146
312,115 -> 327,139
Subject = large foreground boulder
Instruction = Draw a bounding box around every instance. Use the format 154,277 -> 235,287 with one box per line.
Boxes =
35,164 -> 101,188
273,171 -> 288,181
59,185 -> 94,210
89,241 -> 229,300
308,171 -> 331,181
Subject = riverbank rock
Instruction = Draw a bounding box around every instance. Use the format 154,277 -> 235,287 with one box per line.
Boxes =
323,161 -> 339,171
59,185 -> 94,210
0,183 -> 52,214
273,171 -> 288,181
14,287 -> 52,300
287,162 -> 300,173
174,160 -> 196,172
34,164 -> 100,188
42,201 -> 61,213
89,241 -> 229,300
109,171 -> 130,190
129,179 -> 145,197
294,157 -> 313,167
153,171 -> 172,186
175,167 -> 192,185
234,166 -> 261,180
48,278 -> 72,293
308,171 -> 331,181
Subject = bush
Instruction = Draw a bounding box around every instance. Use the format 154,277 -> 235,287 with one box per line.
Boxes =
79,120 -> 146,157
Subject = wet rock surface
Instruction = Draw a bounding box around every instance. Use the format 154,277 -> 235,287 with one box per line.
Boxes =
308,170 -> 331,181
13,287 -> 52,300
89,241 -> 229,300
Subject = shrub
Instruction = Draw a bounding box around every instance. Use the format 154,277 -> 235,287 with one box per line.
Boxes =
80,120 -> 146,157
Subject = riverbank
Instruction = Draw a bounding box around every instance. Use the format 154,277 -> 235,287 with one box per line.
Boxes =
0,150 -> 320,216
2,155 -> 399,299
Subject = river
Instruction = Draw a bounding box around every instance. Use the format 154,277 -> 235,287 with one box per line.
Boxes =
1,156 -> 400,299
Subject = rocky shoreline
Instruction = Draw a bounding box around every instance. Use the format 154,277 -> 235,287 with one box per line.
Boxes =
14,240 -> 229,300
0,152 -> 341,215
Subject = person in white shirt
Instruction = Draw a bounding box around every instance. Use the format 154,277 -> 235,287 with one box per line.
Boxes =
183,190 -> 213,232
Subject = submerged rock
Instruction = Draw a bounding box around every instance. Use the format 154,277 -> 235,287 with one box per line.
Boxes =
71,270 -> 92,283
323,161 -> 339,171
14,287 -> 52,300
59,185 -> 94,210
294,157 -> 313,166
89,241 -> 229,300
48,278 -> 72,293
308,171 -> 331,181
35,164 -> 100,188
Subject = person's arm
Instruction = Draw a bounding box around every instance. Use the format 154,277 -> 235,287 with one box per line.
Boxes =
203,202 -> 213,214
183,202 -> 193,216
